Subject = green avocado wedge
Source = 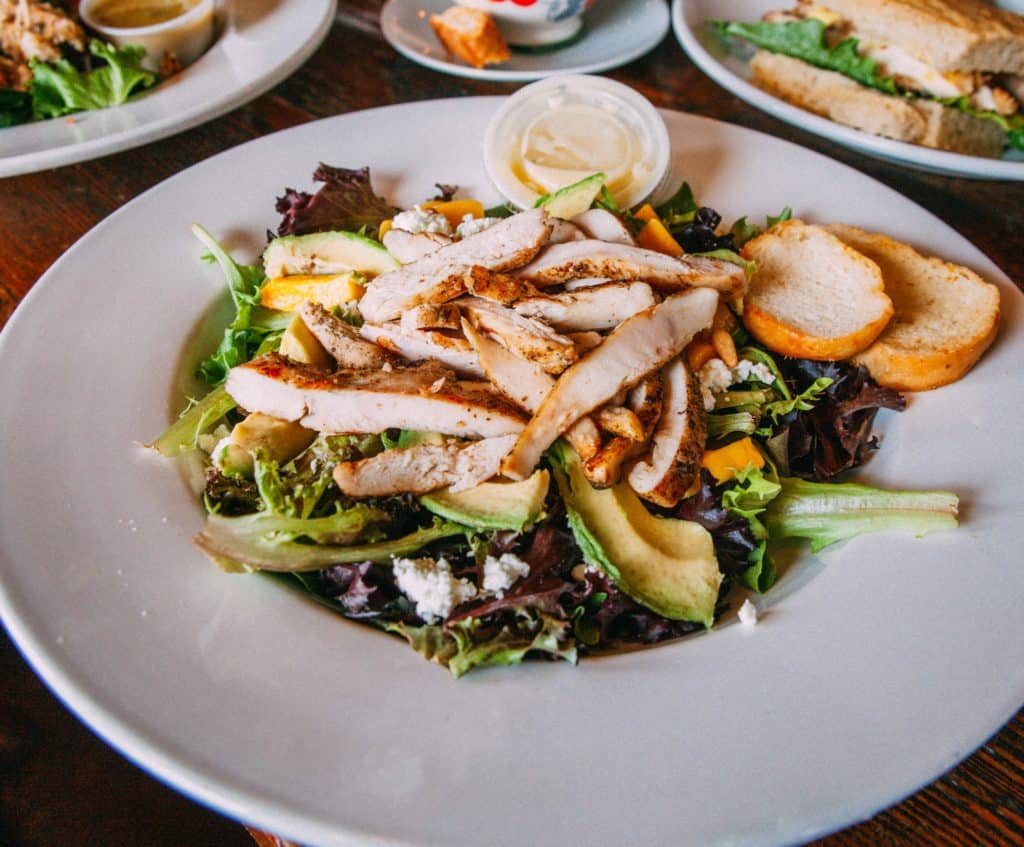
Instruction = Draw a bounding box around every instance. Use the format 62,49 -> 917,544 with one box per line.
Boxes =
420,470 -> 550,532
534,172 -> 606,220
549,442 -> 721,626
263,230 -> 399,279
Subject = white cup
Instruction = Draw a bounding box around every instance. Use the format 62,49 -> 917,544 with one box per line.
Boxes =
79,0 -> 215,71
455,0 -> 599,48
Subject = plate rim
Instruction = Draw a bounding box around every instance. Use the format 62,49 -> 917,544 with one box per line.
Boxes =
380,0 -> 670,82
671,0 -> 1024,181
2,97 -> 1022,847
0,0 -> 337,178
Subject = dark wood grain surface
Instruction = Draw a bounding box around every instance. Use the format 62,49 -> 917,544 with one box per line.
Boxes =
2,2 -> 1022,845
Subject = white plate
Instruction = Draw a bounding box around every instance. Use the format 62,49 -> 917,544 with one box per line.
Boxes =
381,0 -> 669,81
0,0 -> 336,178
672,0 -> 1024,180
1,98 -> 1022,847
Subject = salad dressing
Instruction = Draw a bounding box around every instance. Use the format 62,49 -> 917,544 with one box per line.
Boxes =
89,0 -> 199,29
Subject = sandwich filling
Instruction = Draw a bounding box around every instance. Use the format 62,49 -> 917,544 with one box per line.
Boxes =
715,0 -> 1024,150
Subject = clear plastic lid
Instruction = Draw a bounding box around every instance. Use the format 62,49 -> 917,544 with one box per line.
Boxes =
483,75 -> 672,210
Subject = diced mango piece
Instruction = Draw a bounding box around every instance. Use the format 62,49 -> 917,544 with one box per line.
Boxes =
279,315 -> 331,368
633,203 -> 658,223
638,217 -> 684,258
421,199 -> 485,228
378,219 -> 393,240
260,273 -> 364,312
701,437 -> 766,484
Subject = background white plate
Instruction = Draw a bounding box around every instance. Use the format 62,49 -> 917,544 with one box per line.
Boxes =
381,0 -> 669,82
672,0 -> 1024,180
0,0 -> 335,177
1,98 -> 1022,847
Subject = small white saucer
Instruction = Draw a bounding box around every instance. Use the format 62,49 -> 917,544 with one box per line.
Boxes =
381,0 -> 670,82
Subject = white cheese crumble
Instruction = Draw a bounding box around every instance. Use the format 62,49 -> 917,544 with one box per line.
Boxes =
391,205 -> 453,236
455,214 -> 501,239
699,357 -> 776,411
738,598 -> 758,627
482,553 -> 531,598
199,424 -> 232,456
392,556 -> 476,623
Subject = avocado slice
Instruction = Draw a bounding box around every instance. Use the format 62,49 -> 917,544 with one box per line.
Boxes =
534,172 -> 606,220
421,470 -> 550,532
549,442 -> 721,626
279,314 -> 331,367
263,230 -> 399,279
213,412 -> 316,478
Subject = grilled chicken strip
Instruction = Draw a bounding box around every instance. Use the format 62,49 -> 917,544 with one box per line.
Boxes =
501,287 -> 719,480
464,269 -> 541,304
583,374 -> 663,488
515,240 -> 746,295
462,320 -> 601,460
548,219 -> 586,244
382,229 -> 452,264
298,302 -> 391,369
572,209 -> 636,245
627,357 -> 707,507
334,434 -> 518,496
226,353 -> 524,437
461,297 -> 578,374
512,282 -> 658,332
563,277 -> 613,290
399,303 -> 462,332
358,322 -> 484,378
360,209 -> 552,322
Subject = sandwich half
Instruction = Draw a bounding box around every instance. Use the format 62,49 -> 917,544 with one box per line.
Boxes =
714,0 -> 1024,157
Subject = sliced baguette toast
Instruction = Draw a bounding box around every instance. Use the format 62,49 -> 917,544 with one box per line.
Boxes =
429,7 -> 510,69
740,220 -> 894,361
749,51 -> 1007,158
825,224 -> 1001,390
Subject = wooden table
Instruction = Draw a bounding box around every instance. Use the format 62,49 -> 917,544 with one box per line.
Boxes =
2,2 -> 1022,844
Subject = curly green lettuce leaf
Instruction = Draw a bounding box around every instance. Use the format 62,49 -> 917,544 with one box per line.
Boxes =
713,19 -> 898,94
30,40 -> 156,119
730,206 -> 793,249
380,610 -> 577,678
191,224 -> 283,385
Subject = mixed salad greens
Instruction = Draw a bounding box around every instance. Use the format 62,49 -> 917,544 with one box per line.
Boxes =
151,165 -> 959,677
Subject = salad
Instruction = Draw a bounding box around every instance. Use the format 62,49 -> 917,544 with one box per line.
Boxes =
150,164 -> 961,677
0,0 -> 170,128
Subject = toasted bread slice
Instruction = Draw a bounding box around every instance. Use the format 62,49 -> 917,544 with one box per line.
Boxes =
825,224 -> 1001,390
429,7 -> 510,69
741,220 -> 894,361
816,0 -> 1024,75
749,51 -> 1007,158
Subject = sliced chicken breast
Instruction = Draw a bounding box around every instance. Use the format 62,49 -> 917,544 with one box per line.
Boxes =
334,435 -> 517,496
464,270 -> 540,304
515,240 -> 746,295
359,322 -> 484,378
572,208 -> 635,245
462,320 -> 600,460
626,357 -> 707,507
501,287 -> 719,479
383,229 -> 452,264
298,302 -> 390,370
512,282 -> 658,332
461,297 -> 578,374
226,353 -> 524,438
583,373 -> 663,488
548,219 -> 586,244
399,302 -> 462,332
360,209 -> 552,322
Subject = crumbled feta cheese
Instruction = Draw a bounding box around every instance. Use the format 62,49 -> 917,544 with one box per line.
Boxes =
200,424 -> 233,456
699,357 -> 776,410
738,598 -> 758,626
391,205 -> 453,236
733,359 -> 776,386
482,553 -> 531,597
455,214 -> 501,239
392,556 -> 476,622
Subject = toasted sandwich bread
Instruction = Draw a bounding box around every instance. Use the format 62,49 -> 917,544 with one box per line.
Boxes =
740,220 -> 894,361
750,51 -> 1007,157
429,7 -> 510,69
825,223 -> 1001,390
812,0 -> 1024,74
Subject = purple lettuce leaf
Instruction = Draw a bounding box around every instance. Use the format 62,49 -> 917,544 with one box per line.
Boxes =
275,164 -> 399,237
